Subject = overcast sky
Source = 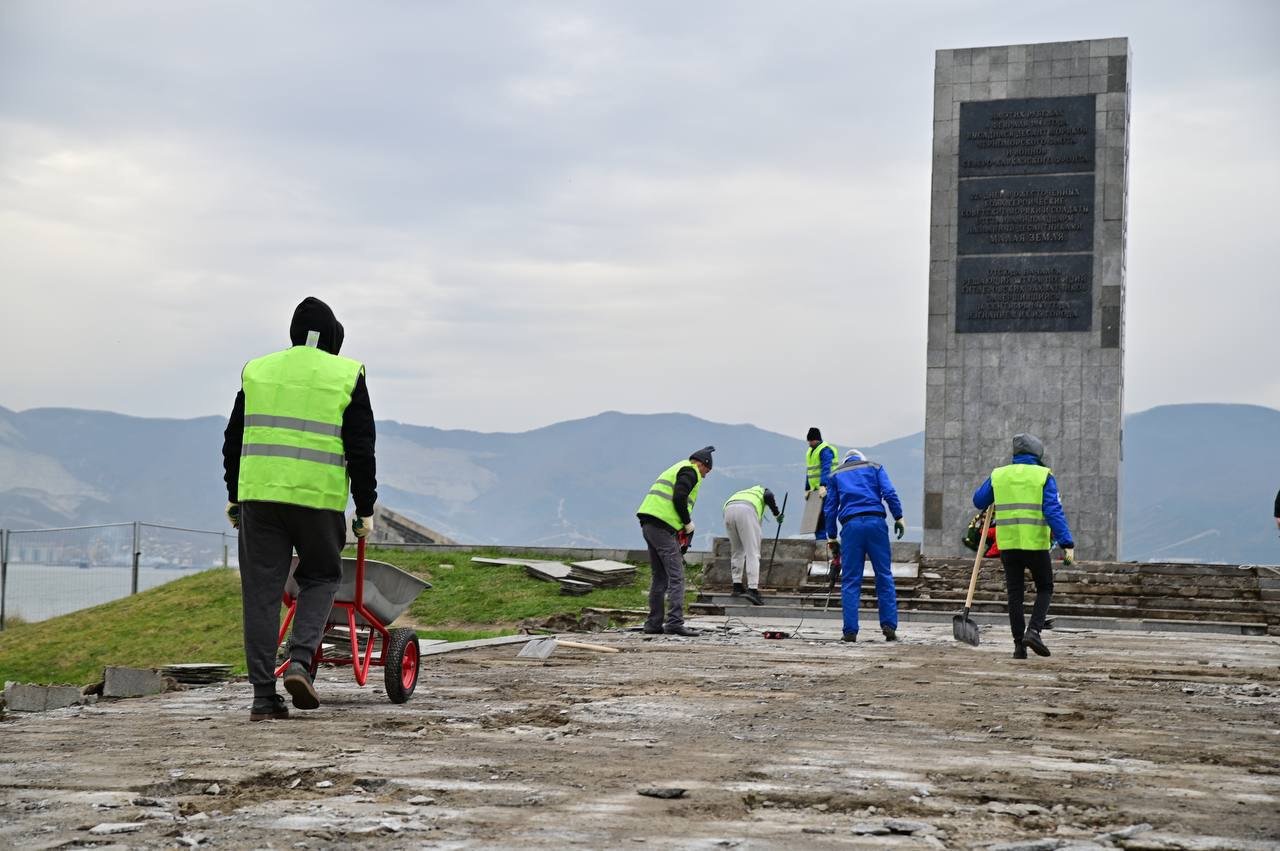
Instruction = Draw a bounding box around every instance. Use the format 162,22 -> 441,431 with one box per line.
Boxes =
2,1 -> 1277,444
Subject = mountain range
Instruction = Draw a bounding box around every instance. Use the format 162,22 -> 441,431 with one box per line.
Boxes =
0,403 -> 1276,564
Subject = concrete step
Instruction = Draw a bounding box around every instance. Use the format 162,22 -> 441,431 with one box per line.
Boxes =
688,601 -> 1269,636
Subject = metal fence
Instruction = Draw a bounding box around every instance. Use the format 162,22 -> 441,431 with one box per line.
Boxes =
0,522 -> 237,629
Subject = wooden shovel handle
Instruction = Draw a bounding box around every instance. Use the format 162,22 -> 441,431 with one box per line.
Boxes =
555,639 -> 621,654
964,507 -> 993,610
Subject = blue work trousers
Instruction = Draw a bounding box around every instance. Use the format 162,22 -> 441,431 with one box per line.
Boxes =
840,515 -> 897,635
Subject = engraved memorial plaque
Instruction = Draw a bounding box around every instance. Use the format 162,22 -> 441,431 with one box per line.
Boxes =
955,254 -> 1092,333
957,173 -> 1094,256
959,95 -> 1096,177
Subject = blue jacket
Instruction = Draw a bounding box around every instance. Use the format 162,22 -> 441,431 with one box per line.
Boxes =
972,453 -> 1074,548
823,458 -> 903,538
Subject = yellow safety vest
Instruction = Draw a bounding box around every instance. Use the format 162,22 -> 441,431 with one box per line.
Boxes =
237,345 -> 364,511
991,464 -> 1052,551
806,442 -> 839,489
724,486 -> 766,520
636,460 -> 702,529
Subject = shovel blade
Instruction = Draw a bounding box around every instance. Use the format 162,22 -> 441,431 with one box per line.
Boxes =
952,614 -> 980,647
517,637 -> 558,659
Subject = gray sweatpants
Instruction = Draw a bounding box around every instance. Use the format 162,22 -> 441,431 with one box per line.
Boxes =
724,502 -> 762,588
641,521 -> 686,631
239,501 -> 345,693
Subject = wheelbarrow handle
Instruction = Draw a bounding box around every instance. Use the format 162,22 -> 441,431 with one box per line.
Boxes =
354,536 -> 366,609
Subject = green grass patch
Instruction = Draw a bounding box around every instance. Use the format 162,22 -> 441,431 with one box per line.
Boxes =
0,548 -> 695,686
0,568 -> 245,686
372,547 -> 700,628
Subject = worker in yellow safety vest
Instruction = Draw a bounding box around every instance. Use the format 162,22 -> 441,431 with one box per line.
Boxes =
636,446 -> 714,637
805,427 -> 838,540
722,485 -> 784,606
972,433 -> 1075,660
222,297 -> 379,721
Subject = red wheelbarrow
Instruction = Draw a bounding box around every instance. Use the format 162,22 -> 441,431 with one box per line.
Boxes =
274,539 -> 431,703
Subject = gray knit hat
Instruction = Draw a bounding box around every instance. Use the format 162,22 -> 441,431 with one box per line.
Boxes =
1011,433 -> 1045,461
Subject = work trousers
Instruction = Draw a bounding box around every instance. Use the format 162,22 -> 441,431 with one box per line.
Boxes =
724,502 -> 763,588
641,521 -> 686,631
999,548 -> 1054,639
239,501 -> 345,691
839,515 -> 897,635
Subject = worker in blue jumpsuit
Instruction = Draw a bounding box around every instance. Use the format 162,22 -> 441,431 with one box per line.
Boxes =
824,449 -> 907,642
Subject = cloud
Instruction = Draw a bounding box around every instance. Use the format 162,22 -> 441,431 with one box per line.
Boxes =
0,1 -> 1277,444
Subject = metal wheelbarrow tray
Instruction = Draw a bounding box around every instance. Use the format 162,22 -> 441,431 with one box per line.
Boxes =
275,539 -> 431,703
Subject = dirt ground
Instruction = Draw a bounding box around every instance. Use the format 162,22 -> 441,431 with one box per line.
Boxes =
2,619 -> 1278,850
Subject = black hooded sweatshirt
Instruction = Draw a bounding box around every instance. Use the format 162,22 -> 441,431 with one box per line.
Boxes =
222,297 -> 378,516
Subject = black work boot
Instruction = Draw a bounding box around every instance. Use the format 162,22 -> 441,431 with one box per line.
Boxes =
841,632 -> 857,643
249,693 -> 289,722
1012,640 -> 1028,659
1023,629 -> 1051,657
731,582 -> 745,596
283,661 -> 320,710
744,587 -> 764,606
664,625 -> 702,637
882,626 -> 898,642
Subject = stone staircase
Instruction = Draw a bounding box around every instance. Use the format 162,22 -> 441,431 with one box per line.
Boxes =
694,537 -> 1280,636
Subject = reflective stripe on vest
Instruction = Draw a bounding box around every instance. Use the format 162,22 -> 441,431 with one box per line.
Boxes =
991,463 -> 1052,551
724,485 -> 766,520
237,346 -> 364,511
806,442 -> 839,489
636,460 -> 702,529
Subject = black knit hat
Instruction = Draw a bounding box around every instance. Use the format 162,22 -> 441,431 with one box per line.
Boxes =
689,446 -> 715,470
289,296 -> 344,355
806,427 -> 822,441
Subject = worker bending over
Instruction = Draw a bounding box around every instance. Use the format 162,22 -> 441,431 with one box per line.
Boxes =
823,449 -> 906,643
722,485 -> 784,606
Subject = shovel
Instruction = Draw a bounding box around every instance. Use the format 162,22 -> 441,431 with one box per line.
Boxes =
953,506 -> 992,647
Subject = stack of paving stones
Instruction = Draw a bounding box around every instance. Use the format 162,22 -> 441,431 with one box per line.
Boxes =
567,559 -> 637,589
161,663 -> 233,685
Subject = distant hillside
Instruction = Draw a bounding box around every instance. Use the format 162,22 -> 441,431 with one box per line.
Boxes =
1120,404 -> 1280,564
1,403 -> 1276,564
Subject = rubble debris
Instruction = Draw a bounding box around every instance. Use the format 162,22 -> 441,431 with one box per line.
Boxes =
637,787 -> 687,799
521,611 -> 611,633
88,822 -> 145,835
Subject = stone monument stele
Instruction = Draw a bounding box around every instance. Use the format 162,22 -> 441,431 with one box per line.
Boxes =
922,38 -> 1130,560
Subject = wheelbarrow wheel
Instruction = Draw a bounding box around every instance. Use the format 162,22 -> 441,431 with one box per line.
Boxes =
384,628 -> 420,704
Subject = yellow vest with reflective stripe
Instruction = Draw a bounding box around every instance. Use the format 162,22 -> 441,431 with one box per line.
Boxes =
724,485 -> 766,520
636,460 -> 702,529
237,346 -> 364,511
806,442 -> 838,489
991,464 -> 1052,551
